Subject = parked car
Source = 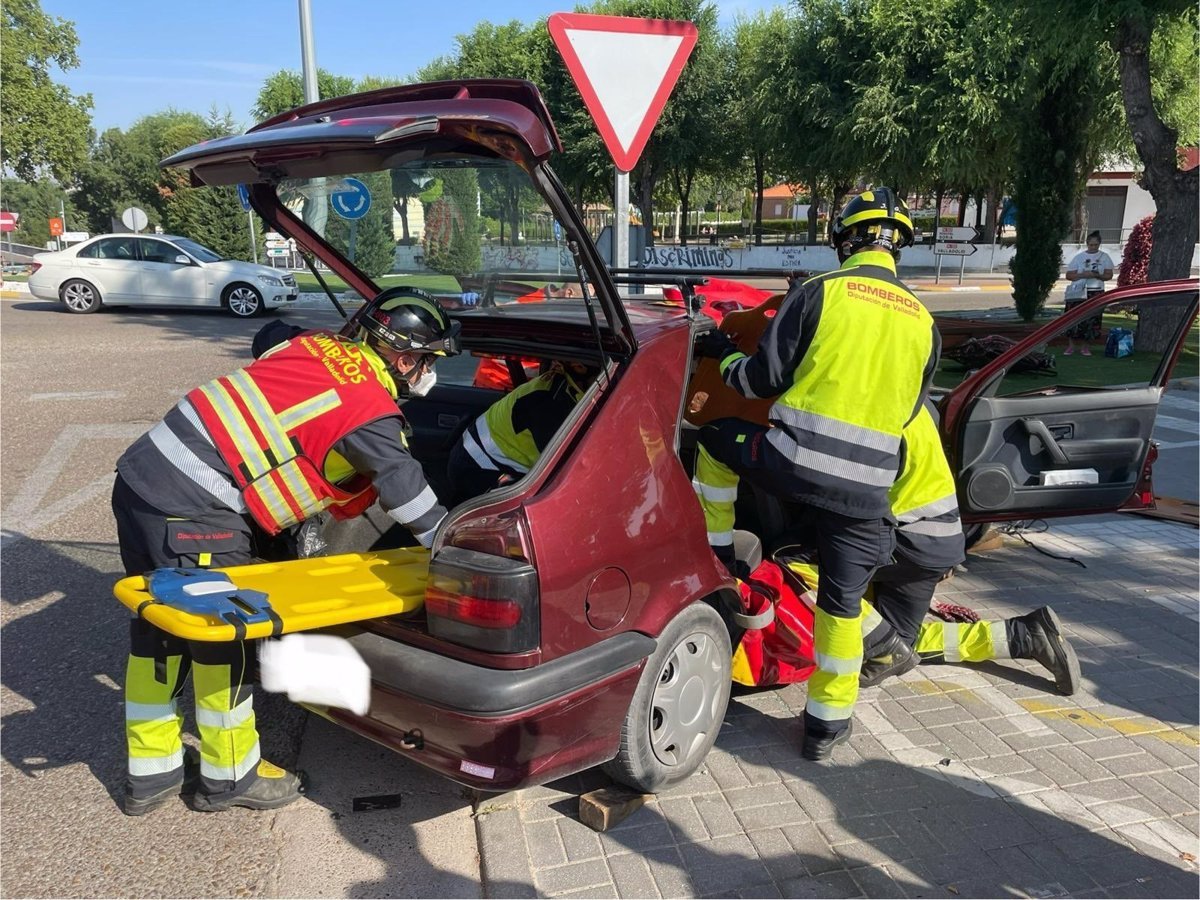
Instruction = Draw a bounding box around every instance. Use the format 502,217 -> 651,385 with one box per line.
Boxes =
159,80 -> 1198,795
27,233 -> 297,317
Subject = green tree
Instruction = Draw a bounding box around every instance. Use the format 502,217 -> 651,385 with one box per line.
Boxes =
0,0 -> 92,184
250,69 -> 357,121
1,177 -> 80,248
325,170 -> 396,279
423,169 -> 481,275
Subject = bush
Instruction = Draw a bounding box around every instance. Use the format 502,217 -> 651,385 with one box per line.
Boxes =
1117,215 -> 1154,286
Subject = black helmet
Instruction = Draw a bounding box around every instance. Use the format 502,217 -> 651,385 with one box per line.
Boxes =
358,287 -> 461,358
829,188 -> 915,261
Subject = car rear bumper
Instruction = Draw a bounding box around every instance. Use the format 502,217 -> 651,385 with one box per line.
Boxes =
315,629 -> 655,790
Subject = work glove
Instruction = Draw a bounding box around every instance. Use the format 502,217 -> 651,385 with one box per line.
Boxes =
460,291 -> 481,306
697,329 -> 738,361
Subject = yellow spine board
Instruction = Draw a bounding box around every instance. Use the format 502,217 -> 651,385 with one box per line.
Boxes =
114,547 -> 430,642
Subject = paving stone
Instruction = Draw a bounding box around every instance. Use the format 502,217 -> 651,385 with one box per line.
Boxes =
1046,744 -> 1122,786
558,815 -> 605,862
778,869 -> 863,899
641,845 -> 692,899
1128,733 -> 1200,770
706,749 -> 754,791
659,797 -> 711,844
524,820 -> 568,869
736,747 -> 787,785
1018,748 -> 1093,787
865,786 -> 930,815
1075,736 -> 1148,761
598,818 -> 676,856
845,864 -> 905,898
724,782 -> 796,811
606,853 -> 659,900
533,859 -> 613,896
749,827 -> 811,883
694,795 -> 745,838
782,822 -> 844,875
657,769 -> 722,799
1016,842 -> 1103,895
831,836 -> 911,868
1101,751 -> 1171,779
1148,770 -> 1200,810
735,800 -> 813,833
477,807 -> 538,898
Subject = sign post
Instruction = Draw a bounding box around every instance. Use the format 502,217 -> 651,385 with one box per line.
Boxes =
237,185 -> 259,264
932,226 -> 979,285
548,13 -> 697,272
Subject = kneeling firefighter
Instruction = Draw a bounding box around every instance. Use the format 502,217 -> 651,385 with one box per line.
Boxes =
694,188 -> 939,761
447,362 -> 595,505
113,288 -> 459,815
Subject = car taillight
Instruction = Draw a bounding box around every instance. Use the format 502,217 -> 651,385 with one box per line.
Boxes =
29,263 -> 41,274
425,547 -> 539,652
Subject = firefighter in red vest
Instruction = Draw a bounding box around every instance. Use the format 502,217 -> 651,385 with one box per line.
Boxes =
113,287 -> 459,816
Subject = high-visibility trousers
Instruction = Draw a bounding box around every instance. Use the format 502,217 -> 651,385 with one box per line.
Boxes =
125,619 -> 262,802
913,620 -> 1011,663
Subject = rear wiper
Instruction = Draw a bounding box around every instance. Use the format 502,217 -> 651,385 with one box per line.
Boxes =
299,250 -> 349,320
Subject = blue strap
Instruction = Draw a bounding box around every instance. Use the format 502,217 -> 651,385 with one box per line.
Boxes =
145,568 -> 277,638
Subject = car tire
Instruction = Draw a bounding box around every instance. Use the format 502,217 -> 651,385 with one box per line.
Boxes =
60,279 -> 102,314
223,282 -> 263,318
603,601 -> 731,793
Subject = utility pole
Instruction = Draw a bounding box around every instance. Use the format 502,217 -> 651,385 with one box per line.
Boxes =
297,0 -> 327,240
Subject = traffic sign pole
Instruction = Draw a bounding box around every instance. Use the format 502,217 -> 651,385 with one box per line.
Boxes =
615,171 -> 629,271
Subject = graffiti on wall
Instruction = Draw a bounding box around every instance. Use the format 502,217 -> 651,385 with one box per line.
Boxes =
641,245 -> 736,269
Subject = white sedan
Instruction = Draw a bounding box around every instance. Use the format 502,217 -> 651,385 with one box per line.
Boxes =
28,234 -> 298,317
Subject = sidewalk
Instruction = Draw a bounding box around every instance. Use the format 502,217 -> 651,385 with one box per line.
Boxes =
475,516 -> 1199,899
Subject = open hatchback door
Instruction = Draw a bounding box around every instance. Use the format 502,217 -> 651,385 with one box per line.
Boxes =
161,79 -> 637,354
941,279 -> 1198,523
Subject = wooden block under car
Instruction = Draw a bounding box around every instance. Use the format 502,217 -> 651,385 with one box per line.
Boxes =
578,787 -> 652,832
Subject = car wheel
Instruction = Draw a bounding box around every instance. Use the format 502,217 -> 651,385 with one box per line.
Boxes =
603,601 -> 731,793
223,282 -> 263,317
60,279 -> 102,314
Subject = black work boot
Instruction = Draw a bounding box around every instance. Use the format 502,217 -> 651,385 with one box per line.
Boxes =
1008,606 -> 1081,696
123,745 -> 200,816
192,760 -> 304,813
859,631 -> 919,688
801,719 -> 854,762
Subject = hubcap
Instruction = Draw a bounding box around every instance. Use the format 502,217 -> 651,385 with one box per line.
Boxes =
649,631 -> 724,767
228,287 -> 259,316
63,283 -> 94,311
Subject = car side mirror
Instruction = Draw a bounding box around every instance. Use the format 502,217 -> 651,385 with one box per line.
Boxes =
174,254 -> 191,265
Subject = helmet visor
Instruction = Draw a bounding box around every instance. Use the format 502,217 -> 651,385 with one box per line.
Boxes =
408,319 -> 462,357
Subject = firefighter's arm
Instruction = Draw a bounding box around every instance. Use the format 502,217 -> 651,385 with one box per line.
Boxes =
510,375 -> 576,451
907,323 -> 942,425
335,417 -> 447,547
252,321 -> 305,358
719,279 -> 821,399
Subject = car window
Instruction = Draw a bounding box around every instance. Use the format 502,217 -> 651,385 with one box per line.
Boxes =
277,157 -> 586,388
84,238 -> 140,261
137,239 -> 179,264
172,238 -> 222,262
984,292 -> 1198,397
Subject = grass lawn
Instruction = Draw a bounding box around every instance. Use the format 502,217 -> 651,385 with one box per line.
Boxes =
936,311 -> 1199,393
1,273 -> 29,282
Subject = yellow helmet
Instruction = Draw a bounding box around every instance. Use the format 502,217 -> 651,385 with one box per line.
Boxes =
829,188 -> 915,260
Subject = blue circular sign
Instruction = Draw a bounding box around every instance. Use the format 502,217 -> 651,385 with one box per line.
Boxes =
330,178 -> 372,220
236,184 -> 251,211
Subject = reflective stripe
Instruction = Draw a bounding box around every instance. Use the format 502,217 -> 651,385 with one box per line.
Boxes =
708,530 -> 733,546
277,389 -> 341,431
804,698 -> 853,723
861,602 -> 883,634
475,417 -> 529,473
718,351 -> 747,376
768,430 -> 897,487
990,620 -> 1011,659
387,485 -> 438,525
128,747 -> 183,777
125,700 -> 177,725
900,517 -> 964,537
461,429 -> 499,471
147,421 -> 247,512
198,381 -> 272,477
943,624 -> 962,662
692,480 -> 738,503
815,651 -> 864,676
413,514 -> 445,548
246,465 -> 300,530
195,695 -> 254,731
200,740 -> 261,783
178,399 -> 215,445
771,405 -> 901,454
897,493 -> 959,523
724,358 -> 764,399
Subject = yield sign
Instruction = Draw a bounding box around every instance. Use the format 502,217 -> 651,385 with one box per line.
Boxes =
548,13 -> 698,173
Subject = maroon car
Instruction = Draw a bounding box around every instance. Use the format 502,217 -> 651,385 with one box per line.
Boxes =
162,80 -> 1198,793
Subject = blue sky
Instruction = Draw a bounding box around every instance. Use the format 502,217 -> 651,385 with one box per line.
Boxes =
52,0 -> 773,133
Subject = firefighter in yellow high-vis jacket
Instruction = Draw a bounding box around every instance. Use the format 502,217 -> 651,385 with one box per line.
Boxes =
694,189 -> 939,761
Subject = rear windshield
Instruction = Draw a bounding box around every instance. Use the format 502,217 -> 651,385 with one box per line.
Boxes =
276,156 -> 589,309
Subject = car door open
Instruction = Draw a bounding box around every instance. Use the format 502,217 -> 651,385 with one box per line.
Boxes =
942,282 -> 1198,521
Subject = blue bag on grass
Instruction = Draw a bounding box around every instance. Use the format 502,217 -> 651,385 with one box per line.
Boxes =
1105,327 -> 1134,359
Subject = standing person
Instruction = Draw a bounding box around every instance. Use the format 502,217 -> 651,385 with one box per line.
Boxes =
1063,230 -> 1114,356
694,188 -> 939,760
447,362 -> 595,505
114,288 -> 460,815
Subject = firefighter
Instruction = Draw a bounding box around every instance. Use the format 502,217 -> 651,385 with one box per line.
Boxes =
447,362 -> 595,505
114,287 -> 459,815
694,188 -> 938,761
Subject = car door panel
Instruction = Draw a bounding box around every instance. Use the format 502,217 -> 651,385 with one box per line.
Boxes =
137,239 -> 206,305
944,282 -> 1198,521
78,237 -> 143,302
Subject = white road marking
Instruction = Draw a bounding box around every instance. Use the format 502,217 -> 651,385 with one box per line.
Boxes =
0,424 -> 146,546
1156,440 -> 1200,450
1153,414 -> 1199,434
27,391 -> 125,402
